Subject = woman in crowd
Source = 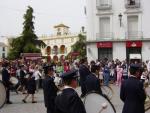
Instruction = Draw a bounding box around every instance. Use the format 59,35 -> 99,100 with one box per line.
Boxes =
22,72 -> 36,103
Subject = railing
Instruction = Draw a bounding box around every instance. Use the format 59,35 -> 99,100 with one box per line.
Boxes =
125,0 -> 140,8
96,0 -> 112,10
96,32 -> 114,40
125,31 -> 143,39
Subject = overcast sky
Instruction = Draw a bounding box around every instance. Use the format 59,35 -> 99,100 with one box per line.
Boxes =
0,0 -> 86,39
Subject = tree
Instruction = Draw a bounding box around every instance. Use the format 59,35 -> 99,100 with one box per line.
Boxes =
71,34 -> 86,59
8,6 -> 45,60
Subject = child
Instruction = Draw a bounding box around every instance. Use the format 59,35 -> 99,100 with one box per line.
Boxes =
22,72 -> 36,103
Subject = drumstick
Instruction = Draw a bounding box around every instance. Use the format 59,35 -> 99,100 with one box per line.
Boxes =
99,102 -> 108,113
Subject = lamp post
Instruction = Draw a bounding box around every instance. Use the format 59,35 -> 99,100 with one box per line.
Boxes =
118,13 -> 123,27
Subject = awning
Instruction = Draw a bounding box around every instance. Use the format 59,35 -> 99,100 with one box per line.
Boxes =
25,57 -> 42,60
129,54 -> 142,59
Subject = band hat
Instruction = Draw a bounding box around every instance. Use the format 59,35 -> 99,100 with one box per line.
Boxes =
44,65 -> 54,71
61,69 -> 78,80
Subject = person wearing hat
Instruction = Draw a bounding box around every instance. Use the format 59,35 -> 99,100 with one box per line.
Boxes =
55,69 -> 86,113
120,64 -> 146,113
2,62 -> 12,104
43,65 -> 58,113
79,58 -> 91,97
85,65 -> 102,94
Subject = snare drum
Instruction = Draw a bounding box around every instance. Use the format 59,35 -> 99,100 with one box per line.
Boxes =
83,92 -> 116,113
0,80 -> 6,109
10,77 -> 19,86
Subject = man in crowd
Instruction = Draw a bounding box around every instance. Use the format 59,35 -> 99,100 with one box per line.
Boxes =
79,58 -> 91,97
2,62 -> 12,104
85,64 -> 102,94
55,69 -> 86,113
43,65 -> 58,113
120,64 -> 146,113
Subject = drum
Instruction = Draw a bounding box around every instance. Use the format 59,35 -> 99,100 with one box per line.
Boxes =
0,80 -> 6,109
101,86 -> 113,100
10,77 -> 19,86
145,95 -> 150,111
84,92 -> 116,113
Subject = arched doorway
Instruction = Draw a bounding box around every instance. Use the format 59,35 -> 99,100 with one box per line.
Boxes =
53,45 -> 58,54
46,46 -> 51,55
47,55 -> 51,62
60,55 -> 65,61
53,55 -> 58,62
60,45 -> 65,54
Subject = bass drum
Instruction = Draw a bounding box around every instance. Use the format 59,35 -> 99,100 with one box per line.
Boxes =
0,80 -> 6,109
84,92 -> 116,113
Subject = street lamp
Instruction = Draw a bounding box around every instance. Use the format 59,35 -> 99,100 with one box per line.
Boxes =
118,13 -> 123,27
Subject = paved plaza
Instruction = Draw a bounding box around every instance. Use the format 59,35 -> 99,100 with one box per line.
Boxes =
0,85 -> 150,113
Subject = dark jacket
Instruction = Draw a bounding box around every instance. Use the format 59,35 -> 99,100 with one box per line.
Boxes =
79,64 -> 91,82
43,76 -> 58,109
55,88 -> 86,113
120,76 -> 146,113
2,68 -> 11,88
85,73 -> 102,94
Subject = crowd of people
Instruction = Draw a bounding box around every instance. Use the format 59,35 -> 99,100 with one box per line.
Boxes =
0,58 -> 150,113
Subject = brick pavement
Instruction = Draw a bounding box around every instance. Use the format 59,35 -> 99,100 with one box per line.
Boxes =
0,85 -> 150,113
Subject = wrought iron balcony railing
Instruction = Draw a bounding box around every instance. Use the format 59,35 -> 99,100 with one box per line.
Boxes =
125,31 -> 143,39
125,0 -> 140,8
96,0 -> 112,10
96,32 -> 114,40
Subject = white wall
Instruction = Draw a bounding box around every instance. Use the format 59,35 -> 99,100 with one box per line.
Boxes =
142,42 -> 150,62
87,43 -> 98,62
86,0 -> 150,40
113,42 -> 126,61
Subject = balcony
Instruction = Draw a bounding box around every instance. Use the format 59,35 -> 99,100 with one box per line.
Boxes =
125,31 -> 143,40
96,0 -> 112,10
96,32 -> 113,40
125,0 -> 140,9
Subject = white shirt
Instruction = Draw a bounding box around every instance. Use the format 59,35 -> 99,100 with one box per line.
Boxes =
33,70 -> 42,80
147,61 -> 150,72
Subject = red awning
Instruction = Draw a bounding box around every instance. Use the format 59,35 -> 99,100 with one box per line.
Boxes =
25,57 -> 41,60
97,42 -> 112,48
126,41 -> 142,48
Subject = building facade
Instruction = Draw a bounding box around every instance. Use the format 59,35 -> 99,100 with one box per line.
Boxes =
39,24 -> 80,62
86,0 -> 150,62
0,42 -> 8,60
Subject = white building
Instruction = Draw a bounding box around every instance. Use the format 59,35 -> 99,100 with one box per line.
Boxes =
0,42 -> 8,60
39,24 -> 80,62
86,0 -> 150,62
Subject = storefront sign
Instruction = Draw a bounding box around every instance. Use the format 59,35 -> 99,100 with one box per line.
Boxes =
126,41 -> 142,48
97,42 -> 112,48
71,52 -> 80,56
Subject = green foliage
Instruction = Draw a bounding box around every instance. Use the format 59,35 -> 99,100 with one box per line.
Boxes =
7,6 -> 44,60
71,34 -> 86,59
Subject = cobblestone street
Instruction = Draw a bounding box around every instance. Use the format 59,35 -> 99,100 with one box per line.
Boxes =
0,85 -> 150,113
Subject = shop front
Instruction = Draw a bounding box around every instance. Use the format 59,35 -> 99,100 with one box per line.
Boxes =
126,41 -> 142,63
97,42 -> 113,60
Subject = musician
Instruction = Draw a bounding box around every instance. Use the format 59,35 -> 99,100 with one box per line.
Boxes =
85,65 -> 102,94
2,63 -> 12,104
79,58 -> 91,97
43,65 -> 58,113
120,64 -> 146,113
55,70 -> 86,113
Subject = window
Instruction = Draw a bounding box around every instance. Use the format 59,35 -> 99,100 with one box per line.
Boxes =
71,38 -> 74,42
127,16 -> 139,38
99,17 -> 111,38
2,47 -> 5,51
61,39 -> 64,43
2,53 -> 5,58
